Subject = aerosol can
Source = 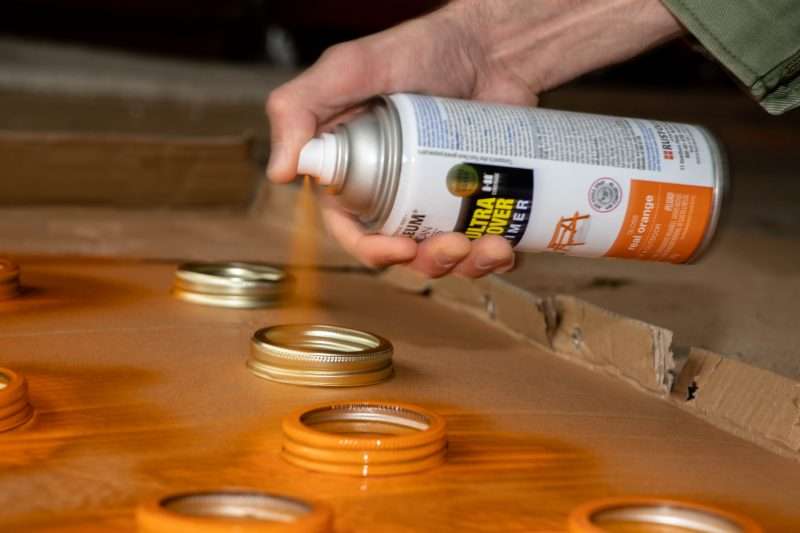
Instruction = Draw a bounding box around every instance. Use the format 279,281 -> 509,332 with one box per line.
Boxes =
297,93 -> 726,263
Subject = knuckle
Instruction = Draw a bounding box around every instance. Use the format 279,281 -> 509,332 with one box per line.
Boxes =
448,236 -> 473,257
480,235 -> 513,254
321,41 -> 366,65
319,42 -> 375,81
265,88 -> 293,117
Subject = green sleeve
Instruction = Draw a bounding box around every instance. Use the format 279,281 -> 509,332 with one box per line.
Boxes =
661,0 -> 800,115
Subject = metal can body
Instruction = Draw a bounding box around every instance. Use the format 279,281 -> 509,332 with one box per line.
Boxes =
315,93 -> 726,263
383,94 -> 725,263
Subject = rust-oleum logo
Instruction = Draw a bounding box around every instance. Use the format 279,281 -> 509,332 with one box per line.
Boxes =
449,163 -> 534,246
401,211 -> 427,238
653,122 -> 675,160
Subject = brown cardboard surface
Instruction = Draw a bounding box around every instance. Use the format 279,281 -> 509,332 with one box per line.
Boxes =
0,184 -> 353,266
1,258 -> 800,531
2,179 -> 798,469
0,131 -> 258,207
1,46 -> 799,499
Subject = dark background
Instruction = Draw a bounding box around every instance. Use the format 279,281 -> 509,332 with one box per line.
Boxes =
1,0 -> 732,87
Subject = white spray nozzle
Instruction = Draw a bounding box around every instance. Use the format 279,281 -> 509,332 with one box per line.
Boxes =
297,132 -> 338,186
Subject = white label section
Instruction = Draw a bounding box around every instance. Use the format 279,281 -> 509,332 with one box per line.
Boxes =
381,94 -> 718,257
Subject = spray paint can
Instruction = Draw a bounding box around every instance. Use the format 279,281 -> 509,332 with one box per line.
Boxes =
297,93 -> 726,263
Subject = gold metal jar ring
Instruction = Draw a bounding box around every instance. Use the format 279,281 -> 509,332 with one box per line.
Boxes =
173,262 -> 291,309
248,324 -> 393,387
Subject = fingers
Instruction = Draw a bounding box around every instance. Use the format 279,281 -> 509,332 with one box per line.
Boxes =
322,200 -> 417,268
324,200 -> 516,275
323,194 -> 516,275
354,235 -> 418,268
452,235 -> 515,278
406,233 -> 472,278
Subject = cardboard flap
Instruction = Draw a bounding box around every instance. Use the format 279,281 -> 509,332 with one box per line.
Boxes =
549,295 -> 675,396
675,348 -> 800,454
389,266 -> 676,396
432,274 -> 675,396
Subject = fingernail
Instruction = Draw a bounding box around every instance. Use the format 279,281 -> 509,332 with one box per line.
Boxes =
266,161 -> 279,181
434,251 -> 458,269
495,254 -> 516,273
266,148 -> 284,181
476,256 -> 504,271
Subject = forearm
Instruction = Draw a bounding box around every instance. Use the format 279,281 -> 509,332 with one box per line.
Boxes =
439,0 -> 684,94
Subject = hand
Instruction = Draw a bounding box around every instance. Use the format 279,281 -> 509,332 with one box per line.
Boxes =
266,0 -> 682,277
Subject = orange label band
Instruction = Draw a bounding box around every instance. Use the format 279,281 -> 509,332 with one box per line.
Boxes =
605,179 -> 714,263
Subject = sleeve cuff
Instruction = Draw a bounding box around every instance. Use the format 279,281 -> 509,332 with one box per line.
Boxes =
661,0 -> 800,114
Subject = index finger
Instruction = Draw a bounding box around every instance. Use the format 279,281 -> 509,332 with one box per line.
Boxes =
265,39 -> 396,184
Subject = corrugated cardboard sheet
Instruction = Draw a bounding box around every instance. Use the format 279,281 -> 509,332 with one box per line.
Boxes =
382,266 -> 800,462
0,131 -> 257,207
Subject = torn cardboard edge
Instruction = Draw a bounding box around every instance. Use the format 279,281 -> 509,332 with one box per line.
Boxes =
380,266 -> 800,462
673,348 -> 800,458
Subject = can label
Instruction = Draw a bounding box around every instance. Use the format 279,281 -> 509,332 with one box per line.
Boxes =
382,94 -> 719,263
604,180 -> 714,261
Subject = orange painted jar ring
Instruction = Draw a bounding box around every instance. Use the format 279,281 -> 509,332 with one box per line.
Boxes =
283,447 -> 446,477
282,400 -> 447,477
0,368 -> 34,432
136,490 -> 333,533
283,436 -> 446,465
568,497 -> 763,533
0,259 -> 20,300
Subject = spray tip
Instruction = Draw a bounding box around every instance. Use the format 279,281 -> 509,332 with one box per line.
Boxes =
297,133 -> 337,187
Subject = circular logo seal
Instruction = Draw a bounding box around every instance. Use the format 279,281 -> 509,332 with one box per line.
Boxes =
588,178 -> 623,213
446,164 -> 480,198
